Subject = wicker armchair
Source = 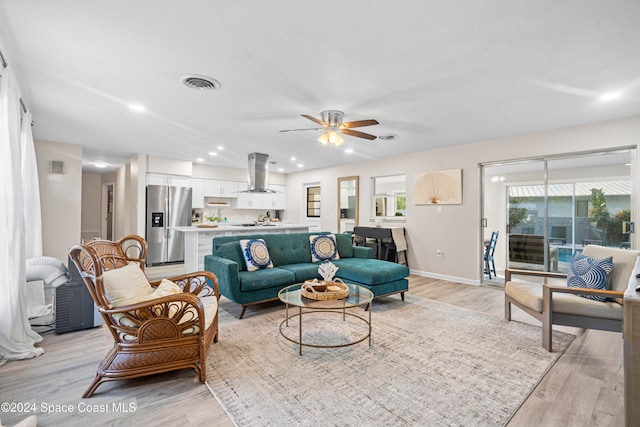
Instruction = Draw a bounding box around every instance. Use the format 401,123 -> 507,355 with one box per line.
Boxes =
69,235 -> 219,398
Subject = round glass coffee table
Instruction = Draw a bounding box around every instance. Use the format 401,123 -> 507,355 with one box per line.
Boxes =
278,283 -> 374,355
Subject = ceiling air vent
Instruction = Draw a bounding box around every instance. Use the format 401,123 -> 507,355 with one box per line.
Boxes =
378,134 -> 398,141
181,74 -> 221,91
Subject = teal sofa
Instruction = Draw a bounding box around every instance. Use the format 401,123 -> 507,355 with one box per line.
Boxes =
204,232 -> 409,318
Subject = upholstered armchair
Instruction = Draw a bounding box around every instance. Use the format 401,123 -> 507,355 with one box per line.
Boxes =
69,235 -> 219,398
505,244 -> 639,352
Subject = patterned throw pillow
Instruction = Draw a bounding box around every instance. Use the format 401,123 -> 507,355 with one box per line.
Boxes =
309,234 -> 340,262
567,252 -> 613,302
239,239 -> 274,272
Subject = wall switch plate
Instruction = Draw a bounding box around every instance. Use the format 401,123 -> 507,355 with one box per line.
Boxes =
437,206 -> 443,214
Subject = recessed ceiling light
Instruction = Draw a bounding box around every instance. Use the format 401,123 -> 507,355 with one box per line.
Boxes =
599,92 -> 621,101
278,168 -> 284,172
344,148 -> 354,154
209,152 -> 217,156
291,157 -> 296,161
297,163 -> 304,168
94,161 -> 108,168
217,146 -> 224,150
129,104 -> 145,112
196,158 -> 205,162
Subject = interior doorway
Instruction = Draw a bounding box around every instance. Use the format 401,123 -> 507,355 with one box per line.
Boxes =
481,148 -> 634,286
101,183 -> 114,241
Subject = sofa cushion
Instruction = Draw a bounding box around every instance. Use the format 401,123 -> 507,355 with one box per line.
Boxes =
278,263 -> 323,282
261,233 -> 313,266
505,280 -> 622,320
333,258 -> 409,286
335,233 -> 354,258
567,252 -> 613,302
216,241 -> 247,271
240,239 -> 274,272
238,268 -> 295,292
310,234 -> 340,262
505,281 -> 543,313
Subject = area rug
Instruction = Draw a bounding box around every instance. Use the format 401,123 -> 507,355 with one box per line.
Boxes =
206,295 -> 574,426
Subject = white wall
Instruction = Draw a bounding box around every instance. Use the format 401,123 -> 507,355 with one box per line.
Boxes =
81,173 -> 102,236
286,115 -> 640,284
191,161 -> 287,185
34,140 -> 82,265
114,163 -> 131,240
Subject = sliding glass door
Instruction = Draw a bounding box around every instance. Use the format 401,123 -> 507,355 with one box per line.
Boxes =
481,148 -> 634,284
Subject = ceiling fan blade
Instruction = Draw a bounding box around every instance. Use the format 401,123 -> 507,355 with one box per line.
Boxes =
301,114 -> 328,127
340,119 -> 379,129
279,127 -> 323,132
340,128 -> 378,140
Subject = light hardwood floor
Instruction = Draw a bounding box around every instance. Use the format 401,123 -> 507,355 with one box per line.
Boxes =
0,273 -> 624,426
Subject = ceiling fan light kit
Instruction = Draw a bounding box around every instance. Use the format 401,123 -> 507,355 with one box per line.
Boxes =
280,110 -> 381,146
318,131 -> 344,146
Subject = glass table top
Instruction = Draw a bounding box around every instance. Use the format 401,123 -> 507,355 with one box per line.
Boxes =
278,282 -> 373,309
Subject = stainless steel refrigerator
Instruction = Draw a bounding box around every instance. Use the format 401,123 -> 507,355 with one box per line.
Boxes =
146,185 -> 192,265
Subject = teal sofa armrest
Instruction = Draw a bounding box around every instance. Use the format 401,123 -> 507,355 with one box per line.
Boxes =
204,255 -> 242,303
353,246 -> 373,259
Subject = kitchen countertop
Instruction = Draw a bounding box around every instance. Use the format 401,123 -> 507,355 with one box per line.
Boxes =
174,223 -> 308,233
175,223 -> 311,273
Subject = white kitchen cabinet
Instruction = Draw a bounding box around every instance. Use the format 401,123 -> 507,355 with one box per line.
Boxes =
147,173 -> 191,188
234,184 -> 286,210
235,193 -> 263,209
189,178 -> 205,208
204,180 -> 239,198
263,184 -> 286,209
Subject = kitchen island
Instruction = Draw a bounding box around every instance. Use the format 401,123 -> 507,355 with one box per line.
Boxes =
174,223 -> 310,272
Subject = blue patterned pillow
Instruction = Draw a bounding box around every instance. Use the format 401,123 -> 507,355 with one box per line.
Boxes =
309,234 -> 340,262
239,239 -> 273,272
567,252 -> 613,302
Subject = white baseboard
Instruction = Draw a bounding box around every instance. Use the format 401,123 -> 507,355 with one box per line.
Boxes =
409,269 -> 481,286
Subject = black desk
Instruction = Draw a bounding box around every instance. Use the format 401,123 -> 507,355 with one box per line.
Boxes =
353,226 -> 391,260
353,226 -> 407,266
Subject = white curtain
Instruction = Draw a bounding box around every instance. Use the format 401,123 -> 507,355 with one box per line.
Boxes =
21,110 -> 42,258
0,65 -> 44,365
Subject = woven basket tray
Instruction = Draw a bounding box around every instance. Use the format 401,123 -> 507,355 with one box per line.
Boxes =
301,279 -> 349,300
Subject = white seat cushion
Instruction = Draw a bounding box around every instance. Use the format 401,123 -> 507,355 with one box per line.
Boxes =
552,292 -> 622,320
506,281 -> 543,313
506,280 -> 622,321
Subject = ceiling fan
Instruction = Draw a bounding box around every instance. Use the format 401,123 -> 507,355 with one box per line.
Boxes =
280,110 -> 379,145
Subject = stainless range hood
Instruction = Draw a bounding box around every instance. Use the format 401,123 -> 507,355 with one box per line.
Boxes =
245,152 -> 276,193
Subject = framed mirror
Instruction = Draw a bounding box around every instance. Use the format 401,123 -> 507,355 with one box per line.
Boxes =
338,176 -> 359,234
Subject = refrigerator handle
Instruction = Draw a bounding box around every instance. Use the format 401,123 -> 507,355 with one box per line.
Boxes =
165,194 -> 170,241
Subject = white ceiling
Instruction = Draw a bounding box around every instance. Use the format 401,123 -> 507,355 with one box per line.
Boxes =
1,1 -> 639,174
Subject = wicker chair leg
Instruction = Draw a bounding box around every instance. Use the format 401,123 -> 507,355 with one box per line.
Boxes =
82,375 -> 104,398
199,360 -> 206,383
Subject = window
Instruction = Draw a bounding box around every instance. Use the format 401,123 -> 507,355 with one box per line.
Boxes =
373,175 -> 406,217
576,200 -> 589,217
306,186 -> 320,217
